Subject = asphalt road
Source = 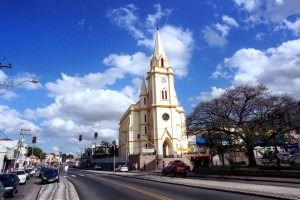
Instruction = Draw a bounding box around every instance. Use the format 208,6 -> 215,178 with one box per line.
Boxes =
66,169 -> 276,200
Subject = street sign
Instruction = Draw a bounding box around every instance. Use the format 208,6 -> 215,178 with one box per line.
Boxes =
142,148 -> 155,153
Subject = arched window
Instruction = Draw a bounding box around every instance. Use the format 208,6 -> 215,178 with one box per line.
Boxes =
161,58 -> 164,67
144,97 -> 146,105
144,114 -> 147,122
145,144 -> 148,148
161,88 -> 168,100
145,126 -> 147,134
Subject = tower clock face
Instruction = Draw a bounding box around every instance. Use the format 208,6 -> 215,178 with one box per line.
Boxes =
161,78 -> 166,83
162,113 -> 169,120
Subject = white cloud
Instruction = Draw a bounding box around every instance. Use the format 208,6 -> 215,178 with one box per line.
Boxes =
255,32 -> 265,40
222,15 -> 239,27
0,105 -> 41,138
103,52 -> 149,76
203,15 -> 239,48
106,4 -> 144,39
146,4 -> 172,27
233,0 -> 261,12
234,0 -> 300,36
197,87 -> 225,102
203,26 -> 228,48
278,18 -> 300,36
214,38 -> 300,97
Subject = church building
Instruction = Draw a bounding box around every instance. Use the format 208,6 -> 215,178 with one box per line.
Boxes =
118,29 -> 189,170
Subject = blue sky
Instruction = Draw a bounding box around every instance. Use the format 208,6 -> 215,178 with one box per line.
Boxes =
0,0 -> 300,156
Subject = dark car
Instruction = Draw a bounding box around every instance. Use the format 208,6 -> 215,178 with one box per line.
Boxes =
25,168 -> 33,178
0,173 -> 19,197
162,160 -> 190,177
41,169 -> 59,184
0,180 -> 4,200
39,166 -> 50,178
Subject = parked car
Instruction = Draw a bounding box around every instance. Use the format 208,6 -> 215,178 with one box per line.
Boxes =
41,169 -> 60,184
162,160 -> 190,177
0,173 -> 19,197
11,170 -> 27,185
277,152 -> 291,163
0,180 -> 4,200
24,169 -> 31,179
115,165 -> 128,172
92,164 -> 102,170
25,168 -> 34,177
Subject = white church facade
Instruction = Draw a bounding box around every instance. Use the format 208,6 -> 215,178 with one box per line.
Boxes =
118,29 -> 189,170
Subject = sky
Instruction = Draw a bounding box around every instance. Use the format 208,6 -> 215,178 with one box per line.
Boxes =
0,0 -> 300,156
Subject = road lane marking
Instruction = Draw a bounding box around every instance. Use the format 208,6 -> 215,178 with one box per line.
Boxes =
96,177 -> 171,200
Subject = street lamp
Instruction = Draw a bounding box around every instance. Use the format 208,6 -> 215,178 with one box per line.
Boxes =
0,79 -> 39,96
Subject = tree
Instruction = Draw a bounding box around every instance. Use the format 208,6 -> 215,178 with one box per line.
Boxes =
186,84 -> 300,167
26,146 -> 44,159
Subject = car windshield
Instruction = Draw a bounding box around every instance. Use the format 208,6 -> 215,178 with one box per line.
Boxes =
17,171 -> 25,175
45,170 -> 56,174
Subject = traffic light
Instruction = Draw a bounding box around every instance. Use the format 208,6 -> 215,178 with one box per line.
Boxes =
32,136 -> 37,143
94,132 -> 98,139
79,135 -> 82,141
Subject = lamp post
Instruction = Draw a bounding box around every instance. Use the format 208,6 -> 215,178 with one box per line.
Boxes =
0,79 -> 39,96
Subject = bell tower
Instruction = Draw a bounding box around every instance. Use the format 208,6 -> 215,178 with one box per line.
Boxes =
146,29 -> 186,158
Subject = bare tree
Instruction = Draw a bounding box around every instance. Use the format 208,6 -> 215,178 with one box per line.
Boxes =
186,84 -> 300,167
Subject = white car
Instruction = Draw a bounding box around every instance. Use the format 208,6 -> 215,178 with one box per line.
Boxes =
115,165 -> 128,172
13,170 -> 27,184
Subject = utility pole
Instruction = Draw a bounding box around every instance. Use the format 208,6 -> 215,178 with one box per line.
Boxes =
14,129 -> 31,169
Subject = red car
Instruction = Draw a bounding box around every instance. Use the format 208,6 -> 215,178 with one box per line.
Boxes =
162,160 -> 190,177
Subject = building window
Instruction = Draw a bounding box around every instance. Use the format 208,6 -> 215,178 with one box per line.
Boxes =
145,144 -> 148,148
162,88 -> 168,100
144,97 -> 146,105
144,114 -> 147,122
137,134 -> 140,139
161,58 -> 164,67
145,126 -> 147,134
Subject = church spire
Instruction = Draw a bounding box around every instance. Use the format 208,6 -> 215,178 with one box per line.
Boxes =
139,78 -> 147,96
151,28 -> 169,68
153,28 -> 166,59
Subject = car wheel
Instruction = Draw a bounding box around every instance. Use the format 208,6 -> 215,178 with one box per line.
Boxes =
173,171 -> 176,177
